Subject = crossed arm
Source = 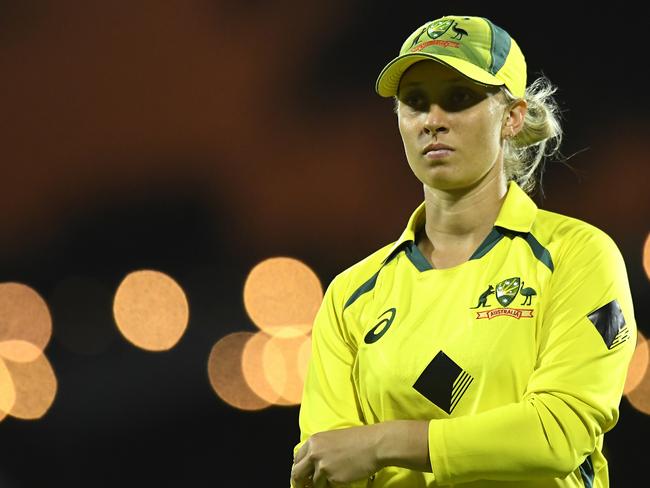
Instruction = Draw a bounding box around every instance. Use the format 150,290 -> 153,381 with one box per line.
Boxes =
290,420 -> 431,487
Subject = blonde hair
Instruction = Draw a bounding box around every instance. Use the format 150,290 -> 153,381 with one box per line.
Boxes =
502,75 -> 564,196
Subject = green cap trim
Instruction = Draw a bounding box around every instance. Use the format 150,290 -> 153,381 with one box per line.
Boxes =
484,18 -> 511,75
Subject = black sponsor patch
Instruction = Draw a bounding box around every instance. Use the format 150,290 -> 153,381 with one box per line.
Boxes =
413,351 -> 473,414
587,299 -> 629,349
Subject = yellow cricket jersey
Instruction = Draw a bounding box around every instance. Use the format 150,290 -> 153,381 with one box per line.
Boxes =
295,180 -> 637,487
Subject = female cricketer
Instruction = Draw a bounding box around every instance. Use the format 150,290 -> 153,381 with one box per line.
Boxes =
290,14 -> 637,488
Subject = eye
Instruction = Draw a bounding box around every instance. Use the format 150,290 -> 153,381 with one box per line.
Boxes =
447,87 -> 478,107
399,91 -> 428,112
450,88 -> 472,103
444,87 -> 478,109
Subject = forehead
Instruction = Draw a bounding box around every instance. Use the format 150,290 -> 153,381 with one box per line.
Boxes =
398,60 -> 499,95
402,60 -> 463,82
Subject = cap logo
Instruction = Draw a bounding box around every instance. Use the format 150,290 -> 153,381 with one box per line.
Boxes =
408,19 -> 467,53
407,19 -> 452,50
426,19 -> 454,40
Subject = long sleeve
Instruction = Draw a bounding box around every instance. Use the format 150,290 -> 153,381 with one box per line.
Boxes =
428,228 -> 637,484
296,272 -> 366,445
291,271 -> 369,487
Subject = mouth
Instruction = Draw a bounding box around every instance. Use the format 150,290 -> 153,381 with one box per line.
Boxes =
422,143 -> 454,160
422,143 -> 454,154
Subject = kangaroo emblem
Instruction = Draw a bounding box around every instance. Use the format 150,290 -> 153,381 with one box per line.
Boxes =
470,285 -> 494,308
451,22 -> 468,40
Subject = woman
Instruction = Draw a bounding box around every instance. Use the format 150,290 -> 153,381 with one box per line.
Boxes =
290,14 -> 636,488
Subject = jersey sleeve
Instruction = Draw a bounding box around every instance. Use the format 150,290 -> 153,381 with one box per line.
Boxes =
428,228 -> 637,484
293,270 -> 367,449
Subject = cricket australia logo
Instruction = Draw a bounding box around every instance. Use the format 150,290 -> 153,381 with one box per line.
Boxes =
470,277 -> 537,320
409,19 -> 461,51
426,19 -> 454,39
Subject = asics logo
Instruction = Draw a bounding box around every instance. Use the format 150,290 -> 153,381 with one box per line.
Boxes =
364,308 -> 396,344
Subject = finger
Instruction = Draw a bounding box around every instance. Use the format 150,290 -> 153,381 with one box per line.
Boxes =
313,478 -> 327,488
312,467 -> 328,488
291,472 -> 313,488
293,440 -> 309,464
291,456 -> 313,487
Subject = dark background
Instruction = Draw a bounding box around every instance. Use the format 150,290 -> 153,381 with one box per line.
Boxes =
0,2 -> 648,486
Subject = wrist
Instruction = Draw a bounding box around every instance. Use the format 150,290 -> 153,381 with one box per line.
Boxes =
373,421 -> 391,469
374,420 -> 407,468
374,420 -> 431,472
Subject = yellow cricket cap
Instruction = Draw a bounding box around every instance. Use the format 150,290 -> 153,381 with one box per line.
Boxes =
376,15 -> 527,98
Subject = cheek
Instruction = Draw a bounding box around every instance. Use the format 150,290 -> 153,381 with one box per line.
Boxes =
484,104 -> 507,144
397,118 -> 417,151
466,114 -> 502,151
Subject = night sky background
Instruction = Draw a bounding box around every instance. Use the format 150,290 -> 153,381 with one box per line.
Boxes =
0,2 -> 648,486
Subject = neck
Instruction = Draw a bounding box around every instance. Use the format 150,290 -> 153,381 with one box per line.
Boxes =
421,172 -> 508,251
424,175 -> 507,238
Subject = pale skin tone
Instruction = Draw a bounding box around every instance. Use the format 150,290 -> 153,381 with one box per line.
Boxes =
291,60 -> 527,488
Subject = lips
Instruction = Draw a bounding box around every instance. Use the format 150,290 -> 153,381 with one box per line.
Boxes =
422,143 -> 453,154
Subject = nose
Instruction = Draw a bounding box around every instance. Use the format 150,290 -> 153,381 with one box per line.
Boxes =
423,103 -> 449,136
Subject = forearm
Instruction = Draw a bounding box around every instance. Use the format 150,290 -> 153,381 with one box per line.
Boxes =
376,420 -> 432,473
428,393 -> 603,484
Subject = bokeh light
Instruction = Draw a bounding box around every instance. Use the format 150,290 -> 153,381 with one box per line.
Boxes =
2,351 -> 57,419
242,330 -> 310,406
0,282 -> 56,421
624,330 -> 648,395
241,332 -> 286,405
258,333 -> 308,405
0,282 -> 52,361
625,330 -> 650,415
0,339 -> 46,363
207,332 -> 271,411
113,269 -> 189,351
208,257 -> 321,409
0,358 -> 16,417
243,257 -> 322,338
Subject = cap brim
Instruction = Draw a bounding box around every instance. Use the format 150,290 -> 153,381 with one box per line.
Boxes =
375,53 -> 504,97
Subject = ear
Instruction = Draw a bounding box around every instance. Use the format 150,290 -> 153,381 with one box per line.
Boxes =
502,99 -> 527,139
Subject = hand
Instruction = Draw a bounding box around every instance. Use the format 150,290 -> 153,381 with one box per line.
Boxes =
291,424 -> 382,487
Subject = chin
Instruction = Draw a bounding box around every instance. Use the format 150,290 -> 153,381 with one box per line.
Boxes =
421,175 -> 477,193
418,167 -> 462,189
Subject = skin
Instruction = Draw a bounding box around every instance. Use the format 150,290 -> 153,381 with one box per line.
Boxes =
290,60 -> 527,488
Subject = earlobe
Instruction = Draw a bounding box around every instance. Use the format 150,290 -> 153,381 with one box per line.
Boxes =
501,119 -> 515,139
506,100 -> 527,137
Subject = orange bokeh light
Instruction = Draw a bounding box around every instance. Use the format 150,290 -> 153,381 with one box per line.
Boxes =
207,332 -> 271,411
242,330 -> 309,406
209,256 -> 321,410
261,333 -> 309,405
241,332 -> 286,405
0,282 -> 52,361
243,257 -> 322,338
624,330 -> 648,395
0,358 -> 16,416
113,269 -> 189,351
2,352 -> 57,419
